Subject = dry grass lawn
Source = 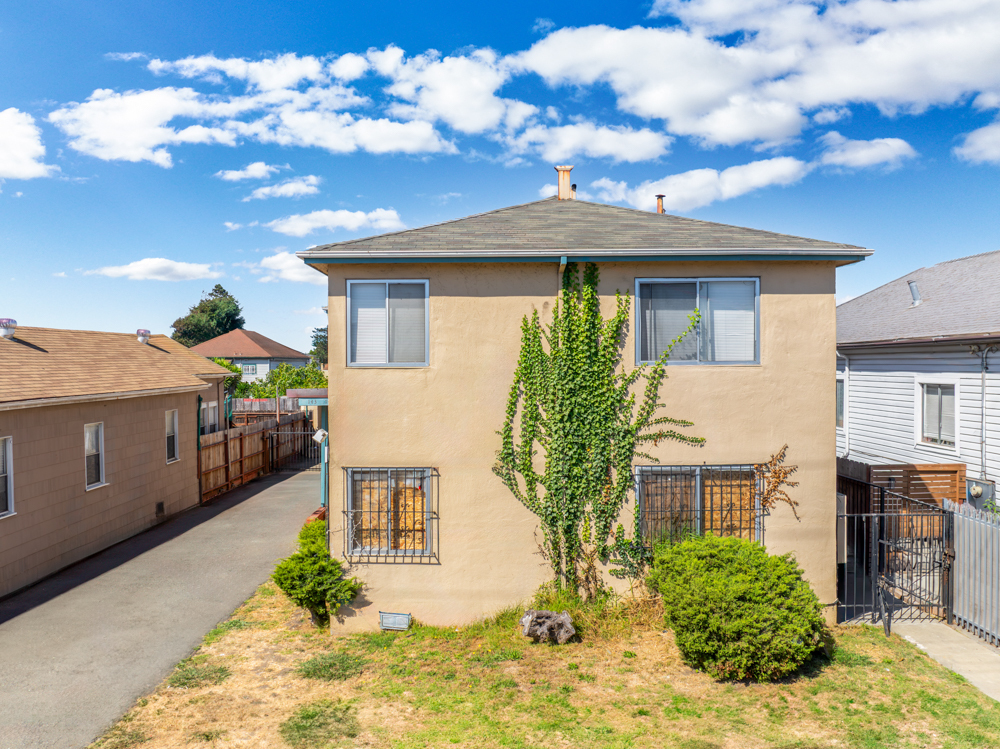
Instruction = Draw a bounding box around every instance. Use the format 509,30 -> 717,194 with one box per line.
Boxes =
90,582 -> 1000,749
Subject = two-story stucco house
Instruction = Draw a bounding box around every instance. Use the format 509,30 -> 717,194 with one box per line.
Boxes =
298,170 -> 870,627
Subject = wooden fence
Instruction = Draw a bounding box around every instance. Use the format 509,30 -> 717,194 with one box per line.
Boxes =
198,412 -> 308,502
837,457 -> 966,505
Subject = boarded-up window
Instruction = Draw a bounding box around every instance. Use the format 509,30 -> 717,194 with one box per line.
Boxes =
348,469 -> 430,554
637,465 -> 761,545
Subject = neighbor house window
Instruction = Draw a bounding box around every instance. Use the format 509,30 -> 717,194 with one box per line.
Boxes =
165,409 -> 179,463
0,437 -> 12,517
836,378 -> 845,429
921,383 -> 956,447
241,363 -> 256,375
636,278 -> 758,364
346,468 -> 434,557
85,422 -> 105,489
347,280 -> 429,366
200,401 -> 219,435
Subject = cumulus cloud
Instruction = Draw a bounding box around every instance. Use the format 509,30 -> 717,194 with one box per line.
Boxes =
106,52 -> 147,61
243,175 -> 321,201
592,157 -> 812,212
955,121 -> 1000,164
507,122 -> 671,163
215,161 -> 281,181
264,208 -> 405,237
149,53 -> 327,91
533,18 -> 556,34
86,257 -> 223,281
258,251 -> 327,285
818,131 -> 917,169
0,108 -> 58,179
329,53 -> 369,81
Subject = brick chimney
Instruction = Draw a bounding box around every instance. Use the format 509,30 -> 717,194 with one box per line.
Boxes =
555,165 -> 574,200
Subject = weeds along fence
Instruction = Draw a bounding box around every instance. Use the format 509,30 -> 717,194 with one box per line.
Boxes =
198,412 -> 308,502
945,499 -> 1000,647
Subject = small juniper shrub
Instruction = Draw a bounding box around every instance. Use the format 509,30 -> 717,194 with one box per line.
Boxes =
271,520 -> 362,626
648,534 -> 825,682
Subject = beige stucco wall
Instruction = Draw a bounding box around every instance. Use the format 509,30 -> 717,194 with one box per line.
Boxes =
0,391 -> 203,597
325,260 -> 838,627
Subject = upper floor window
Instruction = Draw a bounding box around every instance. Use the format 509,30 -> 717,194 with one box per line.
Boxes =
166,409 -> 179,463
636,278 -> 758,365
0,437 -> 12,517
85,422 -> 105,489
347,280 -> 429,367
921,383 -> 956,447
241,363 -> 257,375
836,379 -> 845,429
200,401 -> 219,435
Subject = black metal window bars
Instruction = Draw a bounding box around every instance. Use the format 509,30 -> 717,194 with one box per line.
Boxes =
636,465 -> 766,546
343,468 -> 439,563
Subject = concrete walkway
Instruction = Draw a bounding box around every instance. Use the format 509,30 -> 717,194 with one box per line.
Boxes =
894,622 -> 1000,702
0,471 -> 320,749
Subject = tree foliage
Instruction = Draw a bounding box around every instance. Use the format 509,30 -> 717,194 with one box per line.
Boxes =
493,262 -> 703,593
310,327 -> 328,365
171,284 -> 245,347
235,361 -> 328,398
211,357 -> 243,397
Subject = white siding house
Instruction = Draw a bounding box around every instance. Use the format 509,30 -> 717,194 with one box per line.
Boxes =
190,329 -> 310,383
837,250 -> 1000,497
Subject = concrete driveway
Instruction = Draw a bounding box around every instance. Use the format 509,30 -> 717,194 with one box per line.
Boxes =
0,471 -> 320,749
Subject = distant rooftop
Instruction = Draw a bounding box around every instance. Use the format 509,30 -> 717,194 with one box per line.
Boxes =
838,249 -> 1000,346
298,197 -> 870,265
190,329 -> 309,360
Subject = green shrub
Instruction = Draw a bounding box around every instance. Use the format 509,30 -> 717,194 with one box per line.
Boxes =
648,534 -> 825,682
271,521 -> 362,626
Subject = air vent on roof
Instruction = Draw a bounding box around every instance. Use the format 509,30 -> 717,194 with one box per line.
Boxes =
907,281 -> 922,308
137,329 -> 151,344
0,319 -> 16,340
655,194 -> 665,214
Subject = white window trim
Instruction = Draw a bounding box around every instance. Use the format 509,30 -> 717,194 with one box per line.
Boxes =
166,409 -> 180,464
241,363 -> 257,375
913,375 -> 961,457
0,436 -> 14,519
84,422 -> 108,491
634,277 -> 760,366
346,279 -> 430,368
200,400 -> 220,435
836,375 -> 846,433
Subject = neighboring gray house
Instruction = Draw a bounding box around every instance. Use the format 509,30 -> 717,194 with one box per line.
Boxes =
190,329 -> 310,382
836,250 -> 1000,497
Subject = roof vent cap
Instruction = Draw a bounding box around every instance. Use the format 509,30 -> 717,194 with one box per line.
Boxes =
655,194 -> 665,214
137,329 -> 151,344
0,319 -> 16,340
907,281 -> 922,308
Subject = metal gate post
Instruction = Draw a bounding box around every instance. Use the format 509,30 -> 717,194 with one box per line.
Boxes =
944,509 -> 955,625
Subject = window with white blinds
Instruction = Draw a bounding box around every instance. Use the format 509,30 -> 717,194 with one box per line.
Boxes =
166,409 -> 178,463
636,278 -> 758,364
85,422 -> 104,488
921,383 -> 956,447
348,280 -> 429,366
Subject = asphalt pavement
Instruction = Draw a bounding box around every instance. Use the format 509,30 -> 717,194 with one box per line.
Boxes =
0,471 -> 319,749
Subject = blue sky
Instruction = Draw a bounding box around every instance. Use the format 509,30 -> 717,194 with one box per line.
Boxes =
2,0 -> 999,351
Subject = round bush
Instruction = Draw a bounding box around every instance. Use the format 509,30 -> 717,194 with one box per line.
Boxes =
647,534 -> 825,682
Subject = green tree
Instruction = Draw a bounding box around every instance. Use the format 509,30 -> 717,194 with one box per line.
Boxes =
171,284 -> 246,347
310,327 -> 328,365
237,362 -> 328,398
211,357 -> 243,397
493,262 -> 703,594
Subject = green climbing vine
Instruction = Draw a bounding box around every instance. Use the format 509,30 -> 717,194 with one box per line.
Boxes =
492,262 -> 704,594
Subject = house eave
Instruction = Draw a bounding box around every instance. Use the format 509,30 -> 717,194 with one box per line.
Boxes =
837,332 -> 1000,349
0,383 -> 211,412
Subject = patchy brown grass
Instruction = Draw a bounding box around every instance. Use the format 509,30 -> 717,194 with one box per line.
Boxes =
89,582 -> 1000,749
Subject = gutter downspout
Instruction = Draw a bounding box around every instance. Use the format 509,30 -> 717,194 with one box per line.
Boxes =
836,350 -> 850,458
973,346 -> 998,480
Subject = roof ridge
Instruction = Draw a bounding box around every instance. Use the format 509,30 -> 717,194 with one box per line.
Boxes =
932,248 -> 1000,267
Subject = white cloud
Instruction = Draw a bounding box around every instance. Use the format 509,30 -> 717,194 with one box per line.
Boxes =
329,53 -> 369,81
52,271 -> 67,277
592,157 -> 812,212
223,221 -> 246,231
533,18 -> 556,34
818,131 -> 917,169
538,183 -> 558,198
86,257 -> 223,281
106,52 -> 147,61
243,175 -> 321,201
149,53 -> 327,91
264,208 -> 405,237
955,120 -> 1000,164
0,108 -> 58,179
215,161 -> 281,181
507,122 -> 671,163
258,251 -> 327,285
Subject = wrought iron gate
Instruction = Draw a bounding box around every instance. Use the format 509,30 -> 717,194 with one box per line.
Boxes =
269,430 -> 321,472
837,475 -> 953,632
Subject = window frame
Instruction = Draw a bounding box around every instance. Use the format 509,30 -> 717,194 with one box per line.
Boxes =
343,467 -> 438,560
0,436 -> 13,519
84,422 -> 107,490
836,376 -> 846,431
241,363 -> 257,375
345,279 -> 430,368
634,277 -> 760,366
165,409 -> 179,464
200,400 -> 219,435
913,376 -> 960,455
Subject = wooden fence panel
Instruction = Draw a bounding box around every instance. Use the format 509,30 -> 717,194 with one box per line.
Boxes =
870,463 -> 966,506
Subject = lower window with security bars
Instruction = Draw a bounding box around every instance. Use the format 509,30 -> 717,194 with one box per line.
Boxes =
636,465 -> 766,546
343,467 -> 439,562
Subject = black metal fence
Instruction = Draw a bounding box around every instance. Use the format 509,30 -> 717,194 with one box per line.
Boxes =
342,467 -> 439,563
637,465 -> 765,546
269,430 -> 321,472
837,474 -> 952,628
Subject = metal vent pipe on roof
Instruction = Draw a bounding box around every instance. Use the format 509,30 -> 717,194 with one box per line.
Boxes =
908,281 -> 922,307
655,194 -> 665,214
0,319 -> 16,340
137,329 -> 151,344
555,165 -> 574,200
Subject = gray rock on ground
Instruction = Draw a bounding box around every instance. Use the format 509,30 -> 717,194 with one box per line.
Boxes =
520,609 -> 576,644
